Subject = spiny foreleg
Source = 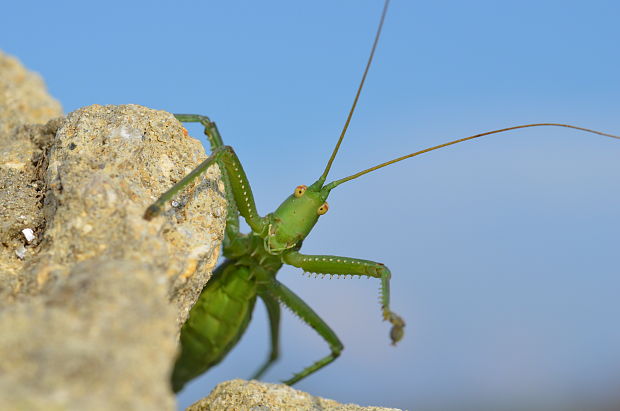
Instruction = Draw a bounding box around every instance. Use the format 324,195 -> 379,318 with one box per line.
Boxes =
144,144 -> 267,236
282,250 -> 405,345
173,114 -> 241,243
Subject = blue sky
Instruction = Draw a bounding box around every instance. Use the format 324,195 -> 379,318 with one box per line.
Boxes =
3,1 -> 620,409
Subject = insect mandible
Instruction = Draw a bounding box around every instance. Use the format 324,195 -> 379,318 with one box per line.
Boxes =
143,0 -> 620,393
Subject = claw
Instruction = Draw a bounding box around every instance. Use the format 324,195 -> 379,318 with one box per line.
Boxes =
385,311 -> 405,345
143,204 -> 161,221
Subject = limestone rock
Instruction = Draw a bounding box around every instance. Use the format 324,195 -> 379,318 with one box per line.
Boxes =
0,52 -> 228,410
0,259 -> 176,411
0,50 -> 62,136
187,379 -> 403,411
28,104 -> 227,325
0,51 -> 63,286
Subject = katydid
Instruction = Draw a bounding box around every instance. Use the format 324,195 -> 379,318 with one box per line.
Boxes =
144,0 -> 620,393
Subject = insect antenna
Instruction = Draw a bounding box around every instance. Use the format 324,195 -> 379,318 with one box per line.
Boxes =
317,0 -> 390,186
325,123 -> 620,189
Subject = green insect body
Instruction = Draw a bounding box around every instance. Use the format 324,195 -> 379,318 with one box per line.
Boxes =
147,114 -> 404,392
144,0 -> 620,394
171,260 -> 258,392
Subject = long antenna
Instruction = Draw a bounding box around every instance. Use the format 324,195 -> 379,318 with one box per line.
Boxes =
325,123 -> 620,189
318,0 -> 390,185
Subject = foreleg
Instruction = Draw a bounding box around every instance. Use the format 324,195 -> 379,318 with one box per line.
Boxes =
174,114 -> 240,249
282,250 -> 405,345
144,145 -> 267,236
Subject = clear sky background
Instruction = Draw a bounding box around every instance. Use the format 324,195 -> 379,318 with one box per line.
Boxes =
2,1 -> 619,410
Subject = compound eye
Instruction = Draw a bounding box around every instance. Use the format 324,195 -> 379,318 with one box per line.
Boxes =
317,202 -> 329,215
294,185 -> 307,198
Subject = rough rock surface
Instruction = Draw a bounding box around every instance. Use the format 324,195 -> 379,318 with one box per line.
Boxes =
187,380 -> 403,411
22,104 -> 227,324
0,50 -> 62,136
0,52 -> 227,410
0,51 -> 63,284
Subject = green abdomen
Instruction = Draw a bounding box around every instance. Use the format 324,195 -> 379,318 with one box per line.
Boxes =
172,260 -> 257,392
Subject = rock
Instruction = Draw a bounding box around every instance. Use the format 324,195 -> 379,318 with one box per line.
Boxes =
0,51 -> 228,410
0,50 -> 62,136
28,104 -> 227,326
187,379 -> 403,411
0,119 -> 60,288
0,51 -> 63,286
0,260 -> 177,411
